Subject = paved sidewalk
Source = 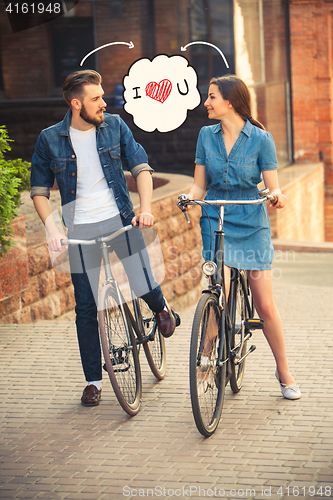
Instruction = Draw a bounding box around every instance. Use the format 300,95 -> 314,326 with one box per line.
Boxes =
1,254 -> 333,500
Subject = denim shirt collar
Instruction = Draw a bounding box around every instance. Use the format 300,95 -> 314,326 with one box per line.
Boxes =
212,119 -> 252,137
59,109 -> 108,136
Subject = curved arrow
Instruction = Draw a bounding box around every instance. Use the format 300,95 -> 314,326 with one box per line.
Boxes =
181,41 -> 229,69
80,41 -> 134,66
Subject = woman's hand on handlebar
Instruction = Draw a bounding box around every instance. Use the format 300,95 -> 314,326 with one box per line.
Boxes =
178,193 -> 195,211
269,189 -> 288,209
180,173 -> 206,212
177,194 -> 192,223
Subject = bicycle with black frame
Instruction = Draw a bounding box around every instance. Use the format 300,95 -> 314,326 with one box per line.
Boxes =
177,189 -> 276,437
62,225 -> 180,416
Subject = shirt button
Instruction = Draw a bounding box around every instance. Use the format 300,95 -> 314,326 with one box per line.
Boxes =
72,154 -> 75,158
223,180 -> 226,183
71,190 -> 74,194
72,172 -> 75,176
225,170 -> 227,173
118,153 -> 121,157
54,167 -> 57,171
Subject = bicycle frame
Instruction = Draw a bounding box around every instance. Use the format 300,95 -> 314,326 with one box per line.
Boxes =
228,269 -> 255,366
62,224 -> 167,352
62,225 -> 147,346
180,191 -> 272,380
211,205 -> 254,381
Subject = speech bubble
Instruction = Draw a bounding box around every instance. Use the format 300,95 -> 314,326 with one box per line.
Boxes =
123,54 -> 201,132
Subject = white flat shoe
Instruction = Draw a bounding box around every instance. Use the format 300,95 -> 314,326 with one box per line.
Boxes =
275,370 -> 301,400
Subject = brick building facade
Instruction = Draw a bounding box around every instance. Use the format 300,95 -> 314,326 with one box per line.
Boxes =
289,0 -> 333,240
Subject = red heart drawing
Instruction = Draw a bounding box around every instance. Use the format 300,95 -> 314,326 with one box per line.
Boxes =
145,79 -> 172,103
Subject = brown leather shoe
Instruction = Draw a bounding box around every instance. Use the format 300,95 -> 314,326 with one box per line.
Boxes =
155,300 -> 176,338
81,384 -> 102,406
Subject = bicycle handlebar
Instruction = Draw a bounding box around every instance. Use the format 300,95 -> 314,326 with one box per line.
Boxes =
177,189 -> 277,223
61,224 -> 133,247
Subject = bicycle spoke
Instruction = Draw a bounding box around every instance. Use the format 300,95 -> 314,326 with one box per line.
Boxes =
99,285 -> 141,415
138,298 -> 166,380
190,293 -> 226,437
105,301 -> 137,401
230,275 -> 248,393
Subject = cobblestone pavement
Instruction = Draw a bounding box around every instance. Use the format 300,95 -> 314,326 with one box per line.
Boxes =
1,254 -> 333,500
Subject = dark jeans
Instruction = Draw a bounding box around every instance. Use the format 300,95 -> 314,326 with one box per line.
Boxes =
69,214 -> 165,382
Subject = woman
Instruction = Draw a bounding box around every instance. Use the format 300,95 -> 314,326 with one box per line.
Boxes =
186,75 -> 300,400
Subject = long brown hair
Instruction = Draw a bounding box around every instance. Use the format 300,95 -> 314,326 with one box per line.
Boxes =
210,75 -> 265,130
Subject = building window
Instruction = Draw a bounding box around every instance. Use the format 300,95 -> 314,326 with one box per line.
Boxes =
234,0 -> 292,167
188,0 -> 235,94
51,15 -> 95,90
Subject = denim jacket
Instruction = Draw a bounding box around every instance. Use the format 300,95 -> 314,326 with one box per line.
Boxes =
195,120 -> 278,196
30,109 -> 152,229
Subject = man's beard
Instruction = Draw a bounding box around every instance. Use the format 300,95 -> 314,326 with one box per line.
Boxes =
80,104 -> 105,126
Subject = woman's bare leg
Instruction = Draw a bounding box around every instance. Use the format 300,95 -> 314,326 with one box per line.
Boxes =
247,269 -> 296,386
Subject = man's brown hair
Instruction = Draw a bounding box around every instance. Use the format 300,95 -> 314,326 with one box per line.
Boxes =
63,70 -> 102,107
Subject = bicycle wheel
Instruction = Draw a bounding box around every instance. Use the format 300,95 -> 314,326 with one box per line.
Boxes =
229,275 -> 248,393
138,298 -> 166,380
98,284 -> 142,415
189,293 -> 226,437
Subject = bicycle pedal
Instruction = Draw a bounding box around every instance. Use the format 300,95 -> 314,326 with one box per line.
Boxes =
103,361 -> 128,372
244,318 -> 264,330
113,364 -> 130,373
172,310 -> 181,327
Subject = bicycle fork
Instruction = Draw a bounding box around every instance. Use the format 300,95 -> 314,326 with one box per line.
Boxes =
100,241 -> 134,353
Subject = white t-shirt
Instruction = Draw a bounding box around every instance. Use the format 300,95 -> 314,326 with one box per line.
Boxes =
69,126 -> 119,224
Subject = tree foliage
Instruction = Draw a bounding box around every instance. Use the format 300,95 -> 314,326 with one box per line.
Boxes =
0,126 -> 31,257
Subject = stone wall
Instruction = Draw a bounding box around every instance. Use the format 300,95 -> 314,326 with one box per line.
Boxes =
268,163 -> 325,242
0,217 -> 28,303
0,220 -> 76,324
0,174 -> 203,324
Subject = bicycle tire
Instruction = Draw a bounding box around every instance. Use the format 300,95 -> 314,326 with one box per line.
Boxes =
137,298 -> 166,380
189,293 -> 226,437
98,284 -> 142,415
229,274 -> 249,393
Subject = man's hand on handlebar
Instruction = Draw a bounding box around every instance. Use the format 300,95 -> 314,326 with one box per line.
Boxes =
131,212 -> 154,228
46,230 -> 68,252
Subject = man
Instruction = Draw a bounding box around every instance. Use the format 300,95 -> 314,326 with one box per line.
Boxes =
30,70 -> 178,406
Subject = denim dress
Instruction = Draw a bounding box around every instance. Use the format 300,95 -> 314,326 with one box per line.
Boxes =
195,120 -> 278,270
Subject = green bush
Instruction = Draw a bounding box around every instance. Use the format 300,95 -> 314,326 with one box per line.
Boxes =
0,125 -> 31,257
